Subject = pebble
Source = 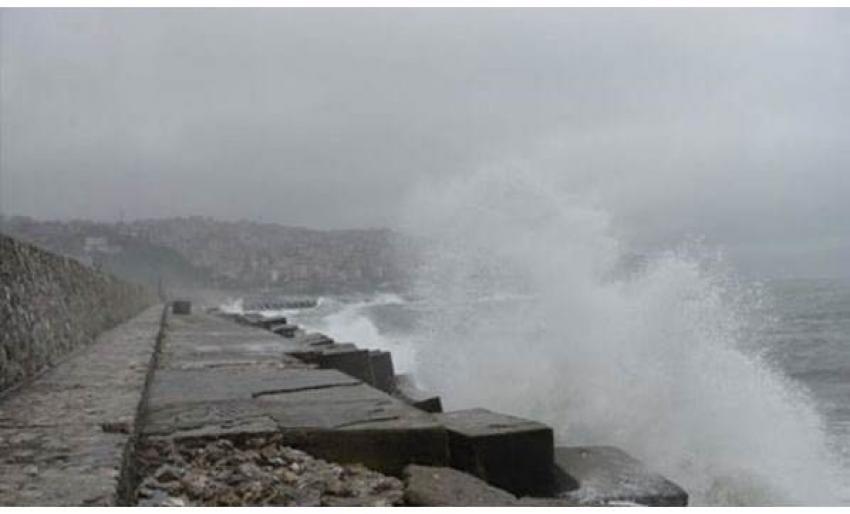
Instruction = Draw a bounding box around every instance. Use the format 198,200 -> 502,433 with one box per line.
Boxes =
134,436 -> 403,506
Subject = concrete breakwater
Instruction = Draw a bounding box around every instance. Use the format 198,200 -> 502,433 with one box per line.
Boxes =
0,234 -> 155,395
126,301 -> 689,506
0,235 -> 687,506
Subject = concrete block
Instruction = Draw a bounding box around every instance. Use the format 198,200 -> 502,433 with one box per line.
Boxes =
403,465 -> 518,506
146,367 -> 361,410
269,323 -> 298,338
316,345 -> 375,385
172,300 -> 192,315
274,418 -> 449,477
296,332 -> 335,347
145,380 -> 450,476
257,315 -> 288,330
266,429 -> 447,478
259,382 -> 449,476
552,446 -> 688,506
285,342 -> 356,364
141,312 -> 451,482
235,313 -> 264,326
436,408 -> 554,497
369,351 -> 396,393
394,374 -> 443,413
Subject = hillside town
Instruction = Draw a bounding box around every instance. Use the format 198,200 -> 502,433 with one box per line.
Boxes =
1,216 -> 409,293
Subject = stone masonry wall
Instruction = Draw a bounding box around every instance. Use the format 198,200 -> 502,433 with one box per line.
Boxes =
0,233 -> 155,393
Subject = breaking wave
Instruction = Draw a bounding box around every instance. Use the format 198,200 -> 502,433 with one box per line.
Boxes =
310,293 -> 418,373
395,166 -> 846,505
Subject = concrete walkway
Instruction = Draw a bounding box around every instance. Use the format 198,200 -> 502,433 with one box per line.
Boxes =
140,312 -> 447,475
0,305 -> 163,505
0,303 -> 689,507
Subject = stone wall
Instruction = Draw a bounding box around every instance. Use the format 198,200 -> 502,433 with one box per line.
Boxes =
0,233 -> 155,394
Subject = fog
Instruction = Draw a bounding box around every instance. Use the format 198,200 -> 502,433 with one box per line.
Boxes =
1,9 -> 849,277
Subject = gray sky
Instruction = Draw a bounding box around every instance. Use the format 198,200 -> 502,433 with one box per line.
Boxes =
2,9 -> 850,277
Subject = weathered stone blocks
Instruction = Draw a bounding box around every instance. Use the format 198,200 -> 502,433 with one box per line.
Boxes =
436,408 -> 554,497
403,465 -> 518,506
369,351 -> 395,393
255,315 -> 288,330
314,344 -> 376,386
295,332 -> 335,347
551,446 -> 688,506
172,300 -> 192,315
141,350 -> 449,477
270,324 -> 298,338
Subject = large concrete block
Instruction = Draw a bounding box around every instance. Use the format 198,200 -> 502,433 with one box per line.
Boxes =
143,313 -> 448,479
255,314 -> 288,330
552,446 -> 688,506
296,332 -> 335,347
172,300 -> 192,315
369,351 -> 396,393
275,424 -> 448,477
394,374 -> 443,413
258,382 -> 449,476
235,313 -> 264,326
285,342 -> 353,365
145,378 -> 450,476
146,367 -> 361,410
315,344 -> 376,385
269,323 -> 298,338
403,465 -> 518,506
436,408 -> 554,497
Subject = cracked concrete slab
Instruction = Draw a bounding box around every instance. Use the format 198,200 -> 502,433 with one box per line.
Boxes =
140,312 -> 450,476
147,368 -> 362,408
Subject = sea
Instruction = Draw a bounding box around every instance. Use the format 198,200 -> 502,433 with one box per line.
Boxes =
220,166 -> 850,506
223,277 -> 850,506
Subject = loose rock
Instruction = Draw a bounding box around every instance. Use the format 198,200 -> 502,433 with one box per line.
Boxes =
402,464 -> 518,506
134,435 -> 404,506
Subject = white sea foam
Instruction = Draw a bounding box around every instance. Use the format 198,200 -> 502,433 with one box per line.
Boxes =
396,165 -> 846,505
215,164 -> 847,504
310,293 -> 418,373
219,297 -> 244,314
218,296 -> 304,321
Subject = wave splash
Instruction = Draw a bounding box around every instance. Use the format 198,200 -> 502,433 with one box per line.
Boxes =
398,166 -> 845,505
311,293 -> 418,373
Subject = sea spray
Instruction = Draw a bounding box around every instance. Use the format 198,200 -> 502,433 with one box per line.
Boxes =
398,165 -> 844,505
311,294 -> 418,373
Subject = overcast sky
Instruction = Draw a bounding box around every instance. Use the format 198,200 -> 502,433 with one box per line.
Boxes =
2,9 -> 849,277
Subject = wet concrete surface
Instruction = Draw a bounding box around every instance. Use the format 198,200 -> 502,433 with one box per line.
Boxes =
0,305 -> 163,505
140,312 -> 449,476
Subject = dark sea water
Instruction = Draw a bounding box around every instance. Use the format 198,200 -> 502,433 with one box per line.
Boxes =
756,278 -> 850,470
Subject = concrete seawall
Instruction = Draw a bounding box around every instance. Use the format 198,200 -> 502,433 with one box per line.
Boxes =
125,303 -> 689,506
0,234 -> 156,394
0,233 -> 689,506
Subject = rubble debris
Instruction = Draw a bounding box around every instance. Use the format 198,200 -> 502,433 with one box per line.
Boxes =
134,435 -> 404,506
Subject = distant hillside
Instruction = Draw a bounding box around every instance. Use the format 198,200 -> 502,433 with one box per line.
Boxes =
1,216 -> 408,293
127,217 -> 407,292
0,217 -> 214,290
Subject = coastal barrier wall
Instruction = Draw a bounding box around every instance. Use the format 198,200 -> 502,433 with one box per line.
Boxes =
125,304 -> 687,506
0,233 -> 155,394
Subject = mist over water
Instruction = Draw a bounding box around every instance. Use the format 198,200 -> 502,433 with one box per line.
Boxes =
223,165 -> 850,505
395,167 -> 846,505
